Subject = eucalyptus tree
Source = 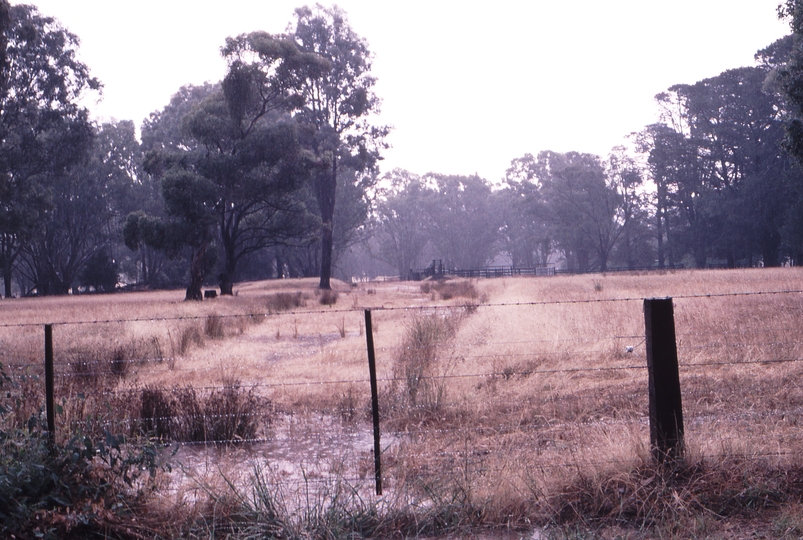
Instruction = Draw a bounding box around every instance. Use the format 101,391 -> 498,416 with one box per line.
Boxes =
0,3 -> 99,295
371,169 -> 432,278
606,147 -> 653,269
291,4 -> 388,289
649,65 -> 792,267
778,1 -> 803,162
186,31 -> 326,295
499,154 -> 552,268
134,30 -> 326,300
128,85 -> 215,298
421,174 -> 502,270
534,151 -> 624,272
772,7 -> 803,263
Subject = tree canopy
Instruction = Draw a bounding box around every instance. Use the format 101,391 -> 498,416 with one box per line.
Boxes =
4,2 -> 803,297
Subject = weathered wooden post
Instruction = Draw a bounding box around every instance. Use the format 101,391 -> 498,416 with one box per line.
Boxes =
644,298 -> 684,463
45,324 -> 55,446
364,310 -> 382,495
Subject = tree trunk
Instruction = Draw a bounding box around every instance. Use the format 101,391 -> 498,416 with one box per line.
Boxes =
219,269 -> 234,295
3,261 -> 11,298
140,250 -> 148,285
577,249 -> 589,273
185,244 -> 207,301
218,253 -> 235,295
319,223 -> 333,289
761,232 -> 781,267
657,219 -> 665,268
318,160 -> 337,290
275,253 -> 284,279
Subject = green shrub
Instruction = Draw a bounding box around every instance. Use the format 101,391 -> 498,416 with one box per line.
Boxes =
0,427 -> 164,538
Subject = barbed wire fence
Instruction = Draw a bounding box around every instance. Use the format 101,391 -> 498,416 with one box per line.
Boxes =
1,288 -> 803,498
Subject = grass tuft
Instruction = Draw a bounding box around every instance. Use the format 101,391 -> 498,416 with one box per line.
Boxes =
319,289 -> 339,305
267,291 -> 306,313
137,381 -> 264,443
204,313 -> 225,339
423,279 -> 479,301
386,312 -> 462,427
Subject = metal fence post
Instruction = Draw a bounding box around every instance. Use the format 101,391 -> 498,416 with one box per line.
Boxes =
644,298 -> 684,463
364,310 -> 382,495
45,324 -> 55,445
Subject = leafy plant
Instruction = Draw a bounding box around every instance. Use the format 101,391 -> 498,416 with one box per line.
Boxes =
0,426 -> 167,539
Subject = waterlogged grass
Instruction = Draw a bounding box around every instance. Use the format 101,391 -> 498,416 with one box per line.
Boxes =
1,270 -> 803,537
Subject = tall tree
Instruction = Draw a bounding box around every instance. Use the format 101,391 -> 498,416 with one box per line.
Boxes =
535,151 -> 624,272
778,1 -> 803,163
371,169 -> 432,278
636,124 -> 683,267
0,4 -> 99,296
134,84 -> 218,299
606,146 -> 653,269
648,66 -> 792,267
421,174 -> 502,270
184,31 -> 326,294
292,4 -> 387,289
499,154 -> 552,267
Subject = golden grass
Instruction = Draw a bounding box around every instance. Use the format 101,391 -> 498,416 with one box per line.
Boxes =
3,268 -> 803,535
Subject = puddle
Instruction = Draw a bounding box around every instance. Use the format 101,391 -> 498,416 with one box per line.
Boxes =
164,414 -> 386,498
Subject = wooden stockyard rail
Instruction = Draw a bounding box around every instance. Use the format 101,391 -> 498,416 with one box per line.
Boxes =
410,260 -> 555,280
410,259 -> 686,281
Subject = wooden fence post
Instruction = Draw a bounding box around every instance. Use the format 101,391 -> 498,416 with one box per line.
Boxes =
644,298 -> 684,463
44,324 -> 55,445
364,310 -> 382,495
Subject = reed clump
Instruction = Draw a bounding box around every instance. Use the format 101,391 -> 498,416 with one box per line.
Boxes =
385,312 -> 466,428
266,291 -> 306,313
421,278 -> 479,301
137,381 -> 265,442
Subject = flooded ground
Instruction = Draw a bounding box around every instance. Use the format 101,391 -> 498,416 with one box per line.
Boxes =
164,412 -> 384,500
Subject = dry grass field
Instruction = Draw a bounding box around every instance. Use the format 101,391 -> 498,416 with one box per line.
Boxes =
2,267 -> 803,538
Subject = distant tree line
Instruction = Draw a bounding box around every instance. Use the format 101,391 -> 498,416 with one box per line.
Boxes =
366,31 -> 803,278
3,2 -> 803,298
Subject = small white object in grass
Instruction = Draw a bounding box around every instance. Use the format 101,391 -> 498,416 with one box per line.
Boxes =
625,346 -> 634,353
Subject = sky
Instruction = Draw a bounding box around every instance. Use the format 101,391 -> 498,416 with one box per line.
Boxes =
26,1 -> 792,183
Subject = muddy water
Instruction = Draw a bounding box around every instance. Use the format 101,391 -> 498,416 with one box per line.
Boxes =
160,415 -> 552,538
164,413 -> 384,497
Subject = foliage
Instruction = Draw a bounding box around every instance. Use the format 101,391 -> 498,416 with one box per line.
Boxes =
0,427 -> 165,539
291,4 -> 388,289
421,174 -> 502,269
188,32 -> 325,295
17,119 -> 146,295
527,151 -> 625,272
318,288 -> 339,305
387,312 -> 461,426
498,156 -> 553,268
266,290 -> 306,312
160,168 -> 219,300
78,248 -> 118,292
779,0 -> 803,163
371,169 -> 433,278
639,63 -> 798,267
0,4 -> 99,296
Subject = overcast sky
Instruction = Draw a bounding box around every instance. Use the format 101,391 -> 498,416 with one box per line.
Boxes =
26,1 -> 791,183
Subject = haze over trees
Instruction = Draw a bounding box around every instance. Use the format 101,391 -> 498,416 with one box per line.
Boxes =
2,1 -> 803,297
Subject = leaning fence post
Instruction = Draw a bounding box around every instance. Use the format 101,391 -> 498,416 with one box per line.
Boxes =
644,298 -> 684,463
44,324 -> 55,445
364,310 -> 382,495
